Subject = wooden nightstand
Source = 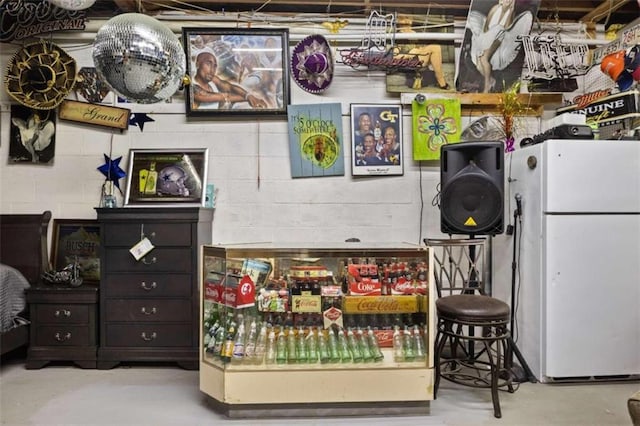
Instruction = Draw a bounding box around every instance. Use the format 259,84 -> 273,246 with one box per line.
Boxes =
25,286 -> 98,369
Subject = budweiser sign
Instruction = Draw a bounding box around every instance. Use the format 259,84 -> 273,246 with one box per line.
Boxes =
339,48 -> 423,71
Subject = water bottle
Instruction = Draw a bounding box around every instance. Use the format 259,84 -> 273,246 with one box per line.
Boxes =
403,325 -> 415,361
413,324 -> 426,362
392,325 -> 404,362
243,320 -> 258,363
346,328 -> 363,363
276,330 -> 288,364
337,329 -> 353,363
253,323 -> 268,365
367,327 -> 385,362
296,326 -> 309,364
265,329 -> 277,365
307,328 -> 319,363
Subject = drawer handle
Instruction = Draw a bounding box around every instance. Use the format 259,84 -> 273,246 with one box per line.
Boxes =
54,309 -> 71,318
55,332 -> 72,342
141,256 -> 157,265
140,281 -> 157,291
141,332 -> 157,341
140,307 -> 157,315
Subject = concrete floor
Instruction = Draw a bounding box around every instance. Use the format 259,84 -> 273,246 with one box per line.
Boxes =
1,352 -> 638,426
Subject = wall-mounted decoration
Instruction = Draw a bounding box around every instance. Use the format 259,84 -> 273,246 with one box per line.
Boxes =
75,67 -> 112,103
183,27 -> 290,117
287,103 -> 344,178
0,0 -> 86,42
9,105 -> 56,164
291,34 -> 334,94
124,148 -> 208,207
412,97 -> 461,161
4,40 -> 77,110
350,104 -> 403,176
456,0 -> 540,93
51,219 -> 100,284
59,100 -> 130,130
93,13 -> 185,104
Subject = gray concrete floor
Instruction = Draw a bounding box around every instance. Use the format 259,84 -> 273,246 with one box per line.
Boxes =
1,353 -> 638,426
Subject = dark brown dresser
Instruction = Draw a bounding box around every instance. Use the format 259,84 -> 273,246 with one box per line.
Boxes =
25,286 -> 99,369
96,207 -> 213,370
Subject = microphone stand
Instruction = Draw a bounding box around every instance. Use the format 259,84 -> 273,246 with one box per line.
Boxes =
505,206 -> 536,383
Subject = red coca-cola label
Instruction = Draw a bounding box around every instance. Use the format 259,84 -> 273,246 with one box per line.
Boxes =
350,278 -> 382,296
236,275 -> 256,308
205,282 -> 222,303
374,329 -> 394,347
390,277 -> 415,295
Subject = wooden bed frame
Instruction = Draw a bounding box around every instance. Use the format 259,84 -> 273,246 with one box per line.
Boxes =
0,211 -> 51,356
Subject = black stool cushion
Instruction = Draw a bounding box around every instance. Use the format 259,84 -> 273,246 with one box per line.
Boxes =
437,294 -> 510,322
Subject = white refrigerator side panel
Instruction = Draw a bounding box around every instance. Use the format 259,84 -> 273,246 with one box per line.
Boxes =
544,140 -> 640,213
543,214 -> 640,379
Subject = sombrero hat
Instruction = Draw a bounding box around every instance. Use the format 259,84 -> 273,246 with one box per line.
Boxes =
5,41 -> 77,110
291,34 -> 334,94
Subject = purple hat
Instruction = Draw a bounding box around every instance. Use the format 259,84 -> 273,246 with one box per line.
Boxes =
291,35 -> 334,94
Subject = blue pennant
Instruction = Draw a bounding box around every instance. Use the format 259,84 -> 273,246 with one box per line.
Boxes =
129,113 -> 154,131
97,154 -> 126,191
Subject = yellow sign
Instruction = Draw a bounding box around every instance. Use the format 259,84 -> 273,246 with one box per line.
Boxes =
59,100 -> 130,130
342,295 -> 419,314
464,217 -> 477,226
291,295 -> 322,313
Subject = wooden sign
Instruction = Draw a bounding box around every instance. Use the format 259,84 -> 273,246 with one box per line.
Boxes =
59,100 -> 130,130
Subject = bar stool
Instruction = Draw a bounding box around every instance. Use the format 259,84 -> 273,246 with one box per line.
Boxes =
426,238 -> 514,418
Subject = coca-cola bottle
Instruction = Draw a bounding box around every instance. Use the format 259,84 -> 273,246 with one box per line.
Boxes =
252,323 -> 268,364
231,322 -> 246,363
276,330 -> 288,364
327,327 -> 341,363
243,320 -> 258,363
367,327 -> 385,362
287,327 -> 297,364
412,324 -> 426,362
337,329 -> 353,363
357,327 -> 374,362
347,328 -> 363,363
392,325 -> 404,362
265,329 -> 277,364
296,326 -> 308,363
402,325 -> 415,361
307,328 -> 319,363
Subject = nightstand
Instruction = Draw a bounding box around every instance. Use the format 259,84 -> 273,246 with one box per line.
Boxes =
25,286 -> 98,369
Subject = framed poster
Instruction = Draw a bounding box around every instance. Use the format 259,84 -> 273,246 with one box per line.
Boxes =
183,27 -> 290,117
350,104 -> 403,176
51,219 -> 100,284
124,148 -> 208,207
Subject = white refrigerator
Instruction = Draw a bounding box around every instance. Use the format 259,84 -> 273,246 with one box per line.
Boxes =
492,139 -> 640,382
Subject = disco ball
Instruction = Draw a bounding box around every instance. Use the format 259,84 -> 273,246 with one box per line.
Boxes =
93,13 -> 185,104
48,0 -> 96,10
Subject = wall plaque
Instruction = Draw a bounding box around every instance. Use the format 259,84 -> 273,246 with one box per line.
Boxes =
58,100 -> 130,130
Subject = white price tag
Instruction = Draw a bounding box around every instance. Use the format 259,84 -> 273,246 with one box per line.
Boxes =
129,237 -> 155,261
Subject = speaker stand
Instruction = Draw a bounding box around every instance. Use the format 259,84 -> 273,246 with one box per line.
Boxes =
505,208 -> 536,383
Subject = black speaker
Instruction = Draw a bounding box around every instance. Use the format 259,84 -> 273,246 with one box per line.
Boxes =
440,141 -> 504,236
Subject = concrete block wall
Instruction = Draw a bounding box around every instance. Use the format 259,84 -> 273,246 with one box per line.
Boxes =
0,41 -> 539,246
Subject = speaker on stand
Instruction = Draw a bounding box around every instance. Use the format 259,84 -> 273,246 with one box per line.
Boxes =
437,141 -> 535,383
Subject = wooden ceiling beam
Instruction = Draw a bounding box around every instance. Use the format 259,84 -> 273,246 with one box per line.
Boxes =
580,0 -> 632,23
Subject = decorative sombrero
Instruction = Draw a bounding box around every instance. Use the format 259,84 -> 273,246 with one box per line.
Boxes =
4,41 -> 77,110
291,34 -> 334,94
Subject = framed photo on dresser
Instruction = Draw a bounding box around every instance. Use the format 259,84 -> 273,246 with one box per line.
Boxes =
51,219 -> 100,284
124,148 -> 209,207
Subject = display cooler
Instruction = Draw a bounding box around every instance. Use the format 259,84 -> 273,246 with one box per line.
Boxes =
199,244 -> 435,417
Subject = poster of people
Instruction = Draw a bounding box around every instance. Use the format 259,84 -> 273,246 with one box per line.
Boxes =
287,103 -> 345,178
456,0 -> 540,93
350,104 -> 403,176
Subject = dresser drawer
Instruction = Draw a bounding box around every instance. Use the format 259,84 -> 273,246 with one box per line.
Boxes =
104,299 -> 192,322
103,223 -> 192,247
105,324 -> 193,347
33,304 -> 89,324
104,248 -> 192,273
102,274 -> 192,297
34,325 -> 92,346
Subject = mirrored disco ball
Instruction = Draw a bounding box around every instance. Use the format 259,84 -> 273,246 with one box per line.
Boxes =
48,0 -> 96,10
93,13 -> 185,104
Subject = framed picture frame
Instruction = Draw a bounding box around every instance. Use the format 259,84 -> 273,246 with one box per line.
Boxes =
182,27 -> 290,117
51,219 -> 100,284
350,104 -> 403,176
124,148 -> 209,207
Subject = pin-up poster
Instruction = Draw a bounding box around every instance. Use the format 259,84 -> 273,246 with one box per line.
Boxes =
287,103 -> 345,178
412,98 -> 461,161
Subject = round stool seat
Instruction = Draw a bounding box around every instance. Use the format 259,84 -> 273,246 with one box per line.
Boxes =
436,294 -> 510,322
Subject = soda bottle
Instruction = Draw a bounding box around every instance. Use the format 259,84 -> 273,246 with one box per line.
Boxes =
287,327 -> 298,364
327,327 -> 341,363
367,327 -> 385,362
210,323 -> 225,358
221,322 -> 237,363
337,329 -> 353,363
356,327 -> 374,362
318,330 -> 331,364
346,328 -> 363,363
243,320 -> 258,363
276,330 -> 288,364
265,329 -> 277,364
392,325 -> 404,362
252,323 -> 268,365
306,328 -> 319,363
297,326 -> 309,363
403,325 -> 415,361
412,325 -> 426,362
